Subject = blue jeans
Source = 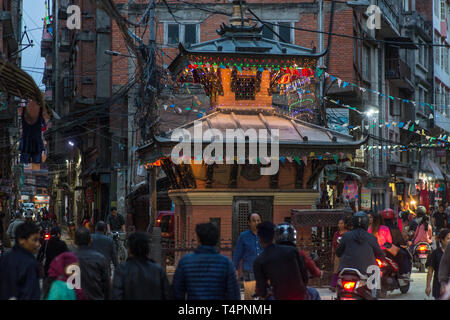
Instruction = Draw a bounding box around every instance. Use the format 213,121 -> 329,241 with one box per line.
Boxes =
306,287 -> 321,300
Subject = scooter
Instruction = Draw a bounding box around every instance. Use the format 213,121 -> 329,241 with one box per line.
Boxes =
412,242 -> 431,272
376,243 -> 412,298
336,268 -> 376,300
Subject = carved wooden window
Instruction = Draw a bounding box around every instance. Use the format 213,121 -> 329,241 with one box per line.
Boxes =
233,76 -> 256,100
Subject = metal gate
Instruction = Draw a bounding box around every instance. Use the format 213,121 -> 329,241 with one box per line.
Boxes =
291,209 -> 345,287
232,196 -> 273,246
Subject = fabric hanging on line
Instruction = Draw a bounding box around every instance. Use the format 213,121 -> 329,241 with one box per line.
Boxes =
19,107 -> 45,164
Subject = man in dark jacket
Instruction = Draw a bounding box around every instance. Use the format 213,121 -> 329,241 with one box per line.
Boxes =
0,222 -> 41,300
73,227 -> 110,300
90,221 -> 118,274
172,223 -> 240,300
336,211 -> 385,276
253,222 -> 308,300
37,226 -> 69,277
112,232 -> 171,300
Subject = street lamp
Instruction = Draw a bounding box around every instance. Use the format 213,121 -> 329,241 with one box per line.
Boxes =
68,141 -> 74,147
104,50 -> 136,58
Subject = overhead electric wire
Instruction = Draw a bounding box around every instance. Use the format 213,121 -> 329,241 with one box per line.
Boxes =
169,0 -> 449,48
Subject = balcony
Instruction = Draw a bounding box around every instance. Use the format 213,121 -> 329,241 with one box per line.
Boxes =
402,11 -> 432,40
41,28 -> 53,57
376,0 -> 401,37
386,58 -> 413,90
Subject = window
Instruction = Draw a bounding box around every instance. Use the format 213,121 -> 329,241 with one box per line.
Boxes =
363,45 -> 371,81
165,22 -> 199,46
445,47 -> 449,73
435,34 -> 441,67
403,0 -> 409,11
167,24 -> 179,45
184,24 -> 197,46
262,24 -> 274,39
417,37 -> 428,68
278,22 -> 292,43
261,21 -> 294,43
441,0 -> 447,21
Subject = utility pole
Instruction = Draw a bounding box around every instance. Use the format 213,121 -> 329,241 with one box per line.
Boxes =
53,0 -> 62,224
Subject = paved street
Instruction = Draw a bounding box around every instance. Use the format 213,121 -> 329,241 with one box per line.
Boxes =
315,269 -> 433,300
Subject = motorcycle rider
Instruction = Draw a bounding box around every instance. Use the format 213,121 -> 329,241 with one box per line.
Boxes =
381,209 -> 412,280
335,211 -> 385,291
274,222 -> 322,300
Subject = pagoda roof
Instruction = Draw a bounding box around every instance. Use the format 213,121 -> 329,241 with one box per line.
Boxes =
168,22 -> 327,75
143,109 -> 366,161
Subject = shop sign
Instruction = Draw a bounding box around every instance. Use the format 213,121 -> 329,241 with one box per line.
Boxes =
361,187 -> 371,210
86,189 -> 94,203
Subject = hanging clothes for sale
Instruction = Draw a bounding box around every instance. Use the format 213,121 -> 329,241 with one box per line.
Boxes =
419,183 -> 429,212
19,106 -> 45,164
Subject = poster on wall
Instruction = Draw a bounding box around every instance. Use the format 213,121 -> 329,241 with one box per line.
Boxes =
361,187 -> 371,210
343,180 -> 359,203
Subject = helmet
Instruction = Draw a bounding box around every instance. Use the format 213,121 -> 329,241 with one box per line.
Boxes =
416,206 -> 426,217
381,208 -> 395,220
352,211 -> 369,230
274,223 -> 297,246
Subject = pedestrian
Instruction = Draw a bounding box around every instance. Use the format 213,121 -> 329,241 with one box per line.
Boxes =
172,223 -> 240,300
426,229 -> 450,300
330,215 -> 351,291
37,226 -> 69,278
43,252 -> 87,300
232,212 -> 262,300
106,207 -> 125,234
73,227 -> 110,300
432,204 -> 448,238
274,222 -> 322,300
439,229 -> 450,298
112,232 -> 171,300
253,222 -> 309,300
90,221 -> 118,275
368,211 -> 393,250
0,222 -> 41,300
6,212 -> 24,247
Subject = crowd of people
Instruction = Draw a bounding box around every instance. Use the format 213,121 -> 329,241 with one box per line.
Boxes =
0,204 -> 449,300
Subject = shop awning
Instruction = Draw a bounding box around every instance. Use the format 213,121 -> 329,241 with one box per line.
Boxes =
0,57 -> 49,117
396,176 -> 414,184
426,158 -> 444,180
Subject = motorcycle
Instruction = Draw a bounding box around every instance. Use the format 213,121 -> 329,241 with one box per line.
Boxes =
413,242 -> 431,272
336,268 -> 375,300
376,243 -> 412,298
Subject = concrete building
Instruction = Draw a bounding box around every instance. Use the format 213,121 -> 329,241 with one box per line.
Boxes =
42,0 -> 146,227
0,0 -> 23,221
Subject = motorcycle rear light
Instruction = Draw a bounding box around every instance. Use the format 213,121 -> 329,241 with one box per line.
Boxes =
418,245 -> 428,252
44,234 -> 51,240
343,281 -> 356,292
376,259 -> 387,268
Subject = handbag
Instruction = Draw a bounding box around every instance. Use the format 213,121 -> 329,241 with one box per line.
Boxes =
385,243 -> 400,256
